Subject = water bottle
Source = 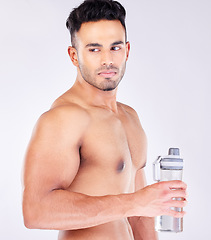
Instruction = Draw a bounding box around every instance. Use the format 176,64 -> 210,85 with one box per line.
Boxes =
153,148 -> 184,232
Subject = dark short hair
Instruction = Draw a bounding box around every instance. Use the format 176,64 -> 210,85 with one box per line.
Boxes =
66,0 -> 127,47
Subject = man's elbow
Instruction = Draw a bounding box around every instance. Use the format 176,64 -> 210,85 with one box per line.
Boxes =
23,215 -> 35,229
22,198 -> 42,229
23,207 -> 37,229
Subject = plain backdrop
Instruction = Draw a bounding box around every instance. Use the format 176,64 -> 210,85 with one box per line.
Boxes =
0,0 -> 210,239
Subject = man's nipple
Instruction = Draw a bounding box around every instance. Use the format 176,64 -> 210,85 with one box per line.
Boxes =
116,160 -> 125,172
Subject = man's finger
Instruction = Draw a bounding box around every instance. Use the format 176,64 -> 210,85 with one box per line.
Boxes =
166,209 -> 186,218
170,189 -> 187,198
166,199 -> 187,208
164,180 -> 187,190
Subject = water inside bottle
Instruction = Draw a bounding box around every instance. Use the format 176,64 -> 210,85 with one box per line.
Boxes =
155,169 -> 183,232
155,214 -> 183,232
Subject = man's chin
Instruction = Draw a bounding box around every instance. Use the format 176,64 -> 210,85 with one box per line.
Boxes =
101,86 -> 117,91
84,78 -> 120,91
100,82 -> 118,91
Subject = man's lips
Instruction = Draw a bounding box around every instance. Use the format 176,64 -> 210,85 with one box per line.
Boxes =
98,71 -> 117,78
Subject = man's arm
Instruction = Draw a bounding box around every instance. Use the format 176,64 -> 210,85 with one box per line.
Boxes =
128,168 -> 158,240
22,106 -> 187,231
22,106 -> 134,230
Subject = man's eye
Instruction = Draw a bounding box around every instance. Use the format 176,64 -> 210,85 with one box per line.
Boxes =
111,46 -> 121,51
89,48 -> 100,52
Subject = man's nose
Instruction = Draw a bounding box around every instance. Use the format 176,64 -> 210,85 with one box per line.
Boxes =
101,50 -> 113,67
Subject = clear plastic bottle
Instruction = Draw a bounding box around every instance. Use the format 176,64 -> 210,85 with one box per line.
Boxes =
153,148 -> 184,232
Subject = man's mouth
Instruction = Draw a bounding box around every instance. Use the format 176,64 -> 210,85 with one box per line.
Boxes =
98,71 -> 117,78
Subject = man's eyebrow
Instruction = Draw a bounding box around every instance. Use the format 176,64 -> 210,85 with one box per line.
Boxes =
111,41 -> 124,46
85,41 -> 124,48
85,43 -> 103,48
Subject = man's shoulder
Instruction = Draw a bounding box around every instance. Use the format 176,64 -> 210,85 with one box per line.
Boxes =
118,102 -> 145,131
118,102 -> 139,119
50,102 -> 89,118
37,101 -> 91,133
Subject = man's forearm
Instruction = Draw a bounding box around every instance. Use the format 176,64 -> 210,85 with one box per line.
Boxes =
23,180 -> 187,231
128,216 -> 158,240
23,189 -> 134,230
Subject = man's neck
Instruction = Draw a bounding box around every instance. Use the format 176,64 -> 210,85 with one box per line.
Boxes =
72,78 -> 118,113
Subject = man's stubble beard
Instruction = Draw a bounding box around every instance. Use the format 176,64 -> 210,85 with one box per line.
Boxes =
78,61 -> 127,92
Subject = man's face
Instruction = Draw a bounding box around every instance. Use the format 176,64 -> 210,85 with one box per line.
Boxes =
73,20 -> 130,91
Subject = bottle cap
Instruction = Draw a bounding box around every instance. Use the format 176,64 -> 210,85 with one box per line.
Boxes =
160,148 -> 183,170
168,148 -> 180,156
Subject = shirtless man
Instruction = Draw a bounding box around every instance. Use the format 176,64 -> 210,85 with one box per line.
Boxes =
22,0 -> 187,239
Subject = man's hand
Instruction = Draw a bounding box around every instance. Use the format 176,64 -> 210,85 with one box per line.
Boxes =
131,180 -> 187,218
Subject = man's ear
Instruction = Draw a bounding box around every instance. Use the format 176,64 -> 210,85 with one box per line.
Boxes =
126,41 -> 130,61
68,46 -> 79,67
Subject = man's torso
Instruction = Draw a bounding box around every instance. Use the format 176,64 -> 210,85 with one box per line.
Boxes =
51,91 -> 147,239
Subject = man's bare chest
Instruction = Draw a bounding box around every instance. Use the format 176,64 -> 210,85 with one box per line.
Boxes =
79,109 -> 146,174
68,108 -> 146,195
81,112 -> 132,164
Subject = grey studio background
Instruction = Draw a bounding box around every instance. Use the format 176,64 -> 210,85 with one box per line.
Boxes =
0,0 -> 210,239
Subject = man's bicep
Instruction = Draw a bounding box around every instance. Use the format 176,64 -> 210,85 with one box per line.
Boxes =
23,110 -> 82,195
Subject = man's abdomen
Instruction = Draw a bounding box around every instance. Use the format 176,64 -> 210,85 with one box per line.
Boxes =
58,219 -> 134,240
